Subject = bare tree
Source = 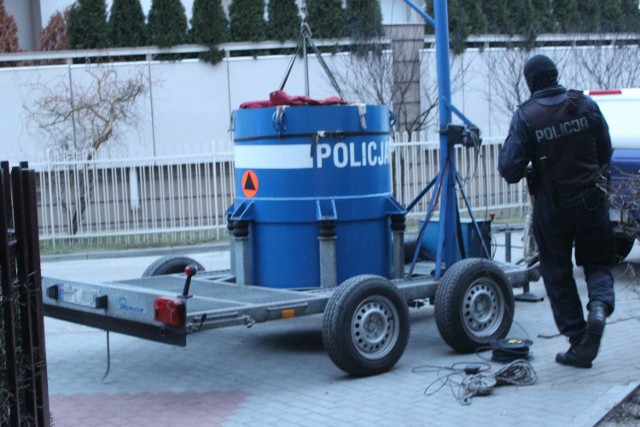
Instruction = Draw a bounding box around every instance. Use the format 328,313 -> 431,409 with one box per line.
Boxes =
24,63 -> 149,234
25,64 -> 148,154
39,8 -> 71,52
329,42 -> 471,136
483,37 -> 640,125
568,40 -> 640,90
483,47 -> 531,122
326,41 -> 475,211
328,46 -> 393,108
419,51 -> 475,135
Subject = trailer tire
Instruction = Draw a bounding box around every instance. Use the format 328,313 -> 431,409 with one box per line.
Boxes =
435,258 -> 513,353
142,255 -> 205,277
322,275 -> 409,377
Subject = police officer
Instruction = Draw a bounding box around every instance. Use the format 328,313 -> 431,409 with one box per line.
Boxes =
498,55 -> 615,368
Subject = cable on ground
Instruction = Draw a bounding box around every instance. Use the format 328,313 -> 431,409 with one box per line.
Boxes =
415,359 -> 537,405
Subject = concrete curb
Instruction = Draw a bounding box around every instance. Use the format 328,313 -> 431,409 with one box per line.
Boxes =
571,382 -> 640,426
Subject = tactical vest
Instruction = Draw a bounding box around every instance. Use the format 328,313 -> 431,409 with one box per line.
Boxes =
520,89 -> 599,194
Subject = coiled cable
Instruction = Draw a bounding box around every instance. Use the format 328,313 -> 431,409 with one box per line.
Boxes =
415,359 -> 537,405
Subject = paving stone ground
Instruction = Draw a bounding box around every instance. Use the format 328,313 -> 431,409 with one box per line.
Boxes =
41,234 -> 640,427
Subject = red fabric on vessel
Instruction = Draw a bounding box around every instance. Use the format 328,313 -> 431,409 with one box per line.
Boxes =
240,90 -> 349,108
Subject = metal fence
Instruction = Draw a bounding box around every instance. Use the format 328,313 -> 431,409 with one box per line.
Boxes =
392,135 -> 527,223
30,135 -> 525,246
33,143 -> 236,248
1,163 -> 50,427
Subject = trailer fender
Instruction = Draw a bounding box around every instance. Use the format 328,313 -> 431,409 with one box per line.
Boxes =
142,255 -> 205,277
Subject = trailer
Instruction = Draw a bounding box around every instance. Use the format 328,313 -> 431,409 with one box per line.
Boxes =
41,0 -> 540,377
43,253 -> 537,377
41,98 -> 538,377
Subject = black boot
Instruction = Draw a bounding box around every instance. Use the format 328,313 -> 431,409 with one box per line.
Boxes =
577,301 -> 608,364
556,338 -> 592,369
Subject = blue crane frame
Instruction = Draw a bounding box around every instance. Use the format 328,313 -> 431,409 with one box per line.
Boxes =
402,0 -> 487,278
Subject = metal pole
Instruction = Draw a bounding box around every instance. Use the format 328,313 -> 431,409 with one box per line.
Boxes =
301,0 -> 310,96
434,0 -> 459,275
146,55 -> 157,159
0,163 -> 21,426
22,167 -> 51,426
303,33 -> 309,97
402,0 -> 459,277
67,60 -> 78,152
505,228 -> 512,263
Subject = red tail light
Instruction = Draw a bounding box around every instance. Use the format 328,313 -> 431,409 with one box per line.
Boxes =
588,89 -> 622,96
154,297 -> 185,326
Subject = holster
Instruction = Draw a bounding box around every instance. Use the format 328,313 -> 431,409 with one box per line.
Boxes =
537,156 -> 557,209
525,165 -> 536,197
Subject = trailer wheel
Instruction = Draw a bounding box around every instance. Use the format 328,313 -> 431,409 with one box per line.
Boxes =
435,258 -> 514,353
142,255 -> 205,277
322,275 -> 410,377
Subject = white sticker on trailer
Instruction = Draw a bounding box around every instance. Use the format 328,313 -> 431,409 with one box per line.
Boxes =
60,284 -> 98,307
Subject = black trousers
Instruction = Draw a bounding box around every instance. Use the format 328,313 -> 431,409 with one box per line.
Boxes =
532,186 -> 615,341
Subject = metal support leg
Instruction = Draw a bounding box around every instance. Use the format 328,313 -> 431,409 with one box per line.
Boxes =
227,216 -> 236,276
505,224 -> 543,303
319,220 -> 337,288
515,263 -> 544,303
391,215 -> 406,279
234,221 -> 251,286
102,331 -> 111,382
505,228 -> 512,264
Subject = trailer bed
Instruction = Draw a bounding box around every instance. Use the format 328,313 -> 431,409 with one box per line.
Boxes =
42,259 -> 532,347
43,271 -> 332,346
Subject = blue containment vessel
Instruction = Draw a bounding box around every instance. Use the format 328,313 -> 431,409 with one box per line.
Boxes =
229,104 -> 405,289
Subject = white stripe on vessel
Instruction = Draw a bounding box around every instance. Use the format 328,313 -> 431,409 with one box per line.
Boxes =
235,144 -> 313,169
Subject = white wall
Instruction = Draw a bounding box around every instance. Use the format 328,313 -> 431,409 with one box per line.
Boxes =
420,48 -> 512,140
3,43 -> 638,164
420,44 -> 640,140
1,52 -> 338,163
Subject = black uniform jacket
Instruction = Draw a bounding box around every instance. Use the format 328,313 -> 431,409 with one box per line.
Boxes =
498,85 -> 612,189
